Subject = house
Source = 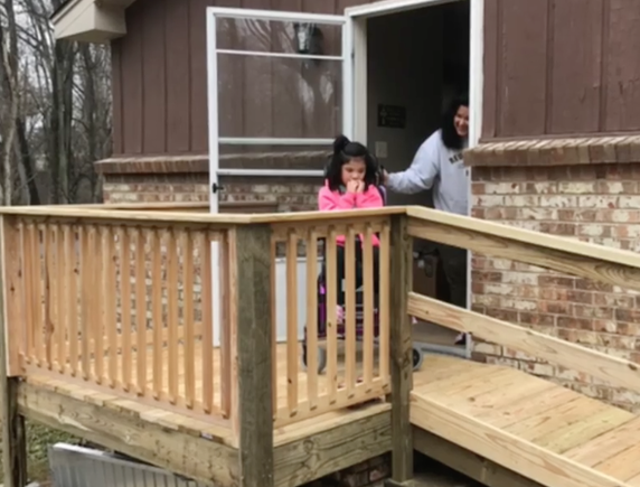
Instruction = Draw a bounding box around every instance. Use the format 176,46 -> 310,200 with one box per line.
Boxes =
51,0 -> 640,462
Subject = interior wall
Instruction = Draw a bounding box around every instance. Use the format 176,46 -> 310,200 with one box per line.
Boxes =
367,7 -> 442,207
366,1 -> 470,208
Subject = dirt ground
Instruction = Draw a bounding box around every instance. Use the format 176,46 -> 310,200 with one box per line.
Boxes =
0,421 -> 79,483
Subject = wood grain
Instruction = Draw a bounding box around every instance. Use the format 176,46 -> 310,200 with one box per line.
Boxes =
406,206 -> 640,293
235,224 -> 274,487
410,394 -> 627,487
0,216 -> 28,487
389,214 -> 413,483
274,407 -> 391,487
17,382 -> 239,487
408,292 -> 640,393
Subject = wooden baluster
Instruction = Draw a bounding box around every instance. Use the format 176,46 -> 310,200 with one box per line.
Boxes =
57,225 -> 68,374
379,223 -> 391,381
219,231 -> 233,417
269,236 -> 277,415
183,230 -> 195,409
120,228 -> 132,391
67,225 -> 78,377
344,227 -> 357,395
227,229 -> 239,425
167,228 -> 179,404
362,225 -> 375,387
201,231 -> 214,414
94,227 -> 105,384
23,224 -> 35,365
325,228 -> 338,403
151,229 -> 163,400
43,225 -> 53,370
80,226 -> 93,380
285,230 -> 298,414
305,228 -> 319,410
105,228 -> 117,388
135,228 -> 147,396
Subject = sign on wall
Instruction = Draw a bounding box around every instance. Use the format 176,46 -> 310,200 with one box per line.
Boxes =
377,104 -> 406,129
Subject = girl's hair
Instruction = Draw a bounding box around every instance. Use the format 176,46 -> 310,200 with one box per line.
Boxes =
440,94 -> 469,150
325,135 -> 379,191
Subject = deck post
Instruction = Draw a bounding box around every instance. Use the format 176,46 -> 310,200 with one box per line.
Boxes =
387,214 -> 413,485
0,216 -> 28,487
234,223 -> 274,487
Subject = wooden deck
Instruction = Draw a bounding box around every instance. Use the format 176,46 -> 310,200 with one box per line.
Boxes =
21,341 -> 388,446
18,342 -> 640,487
18,341 -> 392,487
6,205 -> 640,487
411,355 -> 640,487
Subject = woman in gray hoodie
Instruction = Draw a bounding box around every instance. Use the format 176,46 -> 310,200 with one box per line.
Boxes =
383,94 -> 470,344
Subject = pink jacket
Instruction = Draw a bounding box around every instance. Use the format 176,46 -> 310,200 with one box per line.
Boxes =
318,182 -> 383,246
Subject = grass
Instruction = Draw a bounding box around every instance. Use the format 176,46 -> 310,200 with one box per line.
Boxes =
0,421 -> 80,483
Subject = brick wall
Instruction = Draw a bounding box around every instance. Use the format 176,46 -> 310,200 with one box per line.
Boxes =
97,156 -> 321,211
304,454 -> 390,487
102,172 -> 319,211
470,162 -> 640,412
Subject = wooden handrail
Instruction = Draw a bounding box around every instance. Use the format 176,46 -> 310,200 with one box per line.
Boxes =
406,206 -> 640,292
0,205 -> 405,225
407,292 -> 640,394
406,205 -> 640,271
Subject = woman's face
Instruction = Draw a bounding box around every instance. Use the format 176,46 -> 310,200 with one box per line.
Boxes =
454,105 -> 469,138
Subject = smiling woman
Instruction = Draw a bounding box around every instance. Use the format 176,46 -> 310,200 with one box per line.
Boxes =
383,95 -> 471,345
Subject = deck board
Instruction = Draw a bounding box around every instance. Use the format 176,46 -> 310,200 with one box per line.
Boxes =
411,355 -> 640,487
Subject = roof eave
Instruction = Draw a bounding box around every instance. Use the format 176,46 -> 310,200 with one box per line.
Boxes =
51,0 -> 134,43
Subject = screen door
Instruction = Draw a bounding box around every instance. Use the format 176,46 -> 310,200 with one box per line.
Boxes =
206,7 -> 354,345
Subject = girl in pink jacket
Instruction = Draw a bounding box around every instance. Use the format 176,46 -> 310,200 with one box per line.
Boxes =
318,135 -> 384,218
318,135 -> 383,326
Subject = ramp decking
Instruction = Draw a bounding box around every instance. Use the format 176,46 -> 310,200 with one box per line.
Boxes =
411,355 -> 640,487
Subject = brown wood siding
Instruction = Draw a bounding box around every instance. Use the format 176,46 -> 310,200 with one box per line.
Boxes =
111,0 -> 374,156
482,0 -> 640,141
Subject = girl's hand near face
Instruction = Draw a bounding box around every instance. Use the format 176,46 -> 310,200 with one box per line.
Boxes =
355,181 -> 365,193
346,180 -> 360,194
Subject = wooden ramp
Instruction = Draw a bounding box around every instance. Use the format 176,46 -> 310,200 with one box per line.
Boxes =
411,355 -> 640,487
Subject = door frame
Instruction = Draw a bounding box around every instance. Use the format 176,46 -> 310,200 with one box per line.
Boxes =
345,0 -> 484,358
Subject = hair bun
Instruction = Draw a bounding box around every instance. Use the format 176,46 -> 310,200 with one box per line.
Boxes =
333,134 -> 350,154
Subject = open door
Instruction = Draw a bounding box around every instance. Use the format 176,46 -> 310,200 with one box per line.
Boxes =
206,7 -> 354,345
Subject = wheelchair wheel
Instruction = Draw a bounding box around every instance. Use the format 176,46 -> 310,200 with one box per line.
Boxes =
412,346 -> 424,371
301,341 -> 328,374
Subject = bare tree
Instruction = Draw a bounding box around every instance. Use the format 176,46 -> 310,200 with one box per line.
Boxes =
0,0 -> 19,205
1,0 -> 112,205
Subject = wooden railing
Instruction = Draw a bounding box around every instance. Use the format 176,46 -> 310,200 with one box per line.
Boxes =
0,206 -> 408,440
270,214 -> 392,426
1,210 -> 236,421
404,205 -> 640,394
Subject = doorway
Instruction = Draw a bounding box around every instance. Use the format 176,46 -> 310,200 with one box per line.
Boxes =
348,0 -> 475,358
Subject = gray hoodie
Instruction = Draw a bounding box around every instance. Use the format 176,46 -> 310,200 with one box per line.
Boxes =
386,129 -> 469,215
